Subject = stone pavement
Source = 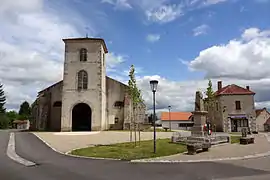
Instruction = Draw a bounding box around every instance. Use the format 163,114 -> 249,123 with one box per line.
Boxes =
135,133 -> 270,162
33,131 -> 173,153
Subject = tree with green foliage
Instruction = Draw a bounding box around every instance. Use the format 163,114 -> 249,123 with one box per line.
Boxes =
0,83 -> 9,129
204,79 -> 215,126
18,101 -> 31,120
6,110 -> 18,124
128,65 -> 144,146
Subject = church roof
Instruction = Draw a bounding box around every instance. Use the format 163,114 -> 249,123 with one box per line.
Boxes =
62,37 -> 108,53
38,76 -> 128,95
214,84 -> 255,96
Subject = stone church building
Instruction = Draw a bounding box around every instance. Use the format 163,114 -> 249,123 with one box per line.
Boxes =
31,38 -> 146,131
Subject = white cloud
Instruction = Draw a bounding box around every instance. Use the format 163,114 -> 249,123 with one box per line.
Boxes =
203,0 -> 227,5
146,34 -> 161,42
0,0 -> 123,110
106,53 -> 127,72
186,28 -> 270,80
146,4 -> 183,24
101,0 -> 228,24
101,0 -> 132,9
193,24 -> 209,36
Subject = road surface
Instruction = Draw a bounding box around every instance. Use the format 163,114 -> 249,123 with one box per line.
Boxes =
1,130 -> 270,180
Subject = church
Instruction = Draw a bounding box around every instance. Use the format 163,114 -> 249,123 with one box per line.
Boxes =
31,37 -> 146,131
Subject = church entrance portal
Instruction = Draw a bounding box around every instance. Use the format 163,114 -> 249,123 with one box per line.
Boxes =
72,103 -> 92,131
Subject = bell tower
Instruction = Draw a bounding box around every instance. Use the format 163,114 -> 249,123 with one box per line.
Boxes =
60,38 -> 108,131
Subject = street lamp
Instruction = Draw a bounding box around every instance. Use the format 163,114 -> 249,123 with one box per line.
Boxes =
150,80 -> 158,154
168,105 -> 171,131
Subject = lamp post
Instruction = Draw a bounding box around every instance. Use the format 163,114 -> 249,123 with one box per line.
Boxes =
168,105 -> 171,131
150,80 -> 158,154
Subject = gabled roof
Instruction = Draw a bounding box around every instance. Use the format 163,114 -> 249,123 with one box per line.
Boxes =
256,108 -> 270,117
214,84 -> 255,96
161,112 -> 192,121
264,117 -> 270,125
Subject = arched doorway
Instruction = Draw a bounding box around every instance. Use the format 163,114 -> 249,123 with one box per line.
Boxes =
72,103 -> 92,131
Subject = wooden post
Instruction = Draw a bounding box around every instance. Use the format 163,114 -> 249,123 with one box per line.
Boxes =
130,123 -> 132,142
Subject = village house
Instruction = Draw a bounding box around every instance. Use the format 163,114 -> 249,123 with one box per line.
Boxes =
31,37 -> 146,132
255,108 -> 270,131
161,112 -> 194,130
205,81 -> 256,132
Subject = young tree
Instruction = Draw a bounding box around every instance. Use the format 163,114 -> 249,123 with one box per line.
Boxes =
0,83 -> 9,129
18,101 -> 31,120
205,79 -> 215,126
0,83 -> 6,114
128,65 -> 144,146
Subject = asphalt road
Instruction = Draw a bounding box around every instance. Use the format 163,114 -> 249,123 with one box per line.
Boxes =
1,130 -> 270,180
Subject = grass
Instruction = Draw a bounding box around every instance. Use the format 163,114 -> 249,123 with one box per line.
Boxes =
70,138 -> 187,160
230,136 -> 241,144
107,128 -> 174,132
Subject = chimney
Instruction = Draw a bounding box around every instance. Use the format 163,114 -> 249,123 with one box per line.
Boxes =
218,81 -> 222,90
246,86 -> 250,90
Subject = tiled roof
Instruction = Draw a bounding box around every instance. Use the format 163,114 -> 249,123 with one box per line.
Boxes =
256,108 -> 270,117
161,112 -> 192,121
264,117 -> 270,125
214,84 -> 255,96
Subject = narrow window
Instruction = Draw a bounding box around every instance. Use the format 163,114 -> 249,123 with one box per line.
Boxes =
235,101 -> 241,110
77,70 -> 88,90
80,48 -> 87,62
216,102 -> 219,111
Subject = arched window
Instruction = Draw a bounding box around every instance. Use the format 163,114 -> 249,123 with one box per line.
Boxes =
80,48 -> 87,62
77,70 -> 88,90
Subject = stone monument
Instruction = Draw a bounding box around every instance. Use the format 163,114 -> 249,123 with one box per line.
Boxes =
191,91 -> 208,137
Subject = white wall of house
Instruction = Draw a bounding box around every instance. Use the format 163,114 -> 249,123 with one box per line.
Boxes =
162,120 -> 193,130
256,110 -> 270,131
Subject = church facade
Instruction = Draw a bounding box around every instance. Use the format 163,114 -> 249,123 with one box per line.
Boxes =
31,38 -> 146,131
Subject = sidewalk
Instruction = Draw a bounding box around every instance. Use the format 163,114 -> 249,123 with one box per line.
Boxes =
33,131 -> 173,153
135,134 -> 270,162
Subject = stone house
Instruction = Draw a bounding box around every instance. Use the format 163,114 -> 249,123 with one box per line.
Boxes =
205,81 -> 256,132
31,37 -> 146,132
161,112 -> 194,130
255,108 -> 270,131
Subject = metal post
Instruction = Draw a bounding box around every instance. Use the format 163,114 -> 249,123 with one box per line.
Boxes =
168,106 -> 171,131
153,91 -> 156,154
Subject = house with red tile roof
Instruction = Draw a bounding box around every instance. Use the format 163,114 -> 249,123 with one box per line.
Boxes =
255,107 -> 270,131
206,81 -> 256,132
160,112 -> 194,130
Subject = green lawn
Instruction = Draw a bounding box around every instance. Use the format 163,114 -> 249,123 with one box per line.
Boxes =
230,136 -> 241,144
70,138 -> 187,160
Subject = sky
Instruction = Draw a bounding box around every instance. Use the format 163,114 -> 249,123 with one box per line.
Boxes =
0,0 -> 270,113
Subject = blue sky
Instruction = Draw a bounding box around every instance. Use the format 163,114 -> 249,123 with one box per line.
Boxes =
1,0 -> 270,111
51,0 -> 270,82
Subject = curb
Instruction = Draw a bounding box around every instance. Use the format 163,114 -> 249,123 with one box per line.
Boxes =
7,133 -> 36,167
32,133 -> 122,161
130,133 -> 270,163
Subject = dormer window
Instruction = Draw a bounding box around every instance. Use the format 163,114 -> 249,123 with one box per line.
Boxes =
114,101 -> 124,108
80,48 -> 87,62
